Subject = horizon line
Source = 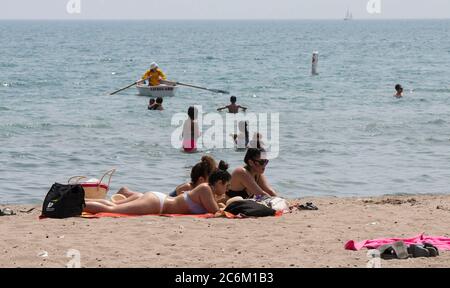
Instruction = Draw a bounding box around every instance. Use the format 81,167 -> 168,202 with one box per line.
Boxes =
1,17 -> 450,21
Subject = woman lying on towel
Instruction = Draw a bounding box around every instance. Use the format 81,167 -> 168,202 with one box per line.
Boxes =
170,156 -> 228,197
83,168 -> 231,215
226,148 -> 278,200
116,155 -> 227,199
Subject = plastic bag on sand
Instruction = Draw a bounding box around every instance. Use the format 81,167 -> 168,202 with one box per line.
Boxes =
254,195 -> 290,213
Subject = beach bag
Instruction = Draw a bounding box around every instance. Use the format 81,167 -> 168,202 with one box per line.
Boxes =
225,200 -> 276,217
41,183 -> 85,219
68,169 -> 115,199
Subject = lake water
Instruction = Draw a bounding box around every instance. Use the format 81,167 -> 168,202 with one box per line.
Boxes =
1,20 -> 450,204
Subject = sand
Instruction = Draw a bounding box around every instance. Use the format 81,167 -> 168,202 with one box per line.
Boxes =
1,194 -> 449,268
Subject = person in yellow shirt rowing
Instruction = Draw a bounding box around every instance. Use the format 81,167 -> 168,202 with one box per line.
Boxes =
140,62 -> 167,86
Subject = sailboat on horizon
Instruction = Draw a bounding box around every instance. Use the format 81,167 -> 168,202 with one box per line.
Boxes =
344,8 -> 353,21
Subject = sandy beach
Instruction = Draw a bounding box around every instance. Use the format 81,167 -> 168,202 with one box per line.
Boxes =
1,194 -> 449,268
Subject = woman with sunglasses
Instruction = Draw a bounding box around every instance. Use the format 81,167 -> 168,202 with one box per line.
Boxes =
226,148 -> 278,199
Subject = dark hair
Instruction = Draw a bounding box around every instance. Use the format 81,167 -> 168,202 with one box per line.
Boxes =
156,97 -> 163,104
218,160 -> 229,171
208,167 -> 231,186
244,148 -> 263,166
188,106 -> 197,120
395,84 -> 403,91
149,98 -> 155,104
230,96 -> 237,103
190,156 -> 216,184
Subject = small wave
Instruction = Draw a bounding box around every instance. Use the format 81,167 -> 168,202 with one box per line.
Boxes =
426,119 -> 446,125
425,137 -> 447,143
0,62 -> 18,68
0,106 -> 10,111
99,57 -> 113,62
9,152 -> 39,160
2,82 -> 11,87
364,123 -> 381,133
412,88 -> 450,93
0,122 -> 111,130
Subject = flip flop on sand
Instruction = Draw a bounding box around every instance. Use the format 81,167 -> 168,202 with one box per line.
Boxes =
407,244 -> 430,258
378,241 -> 409,260
423,243 -> 439,257
298,202 -> 318,211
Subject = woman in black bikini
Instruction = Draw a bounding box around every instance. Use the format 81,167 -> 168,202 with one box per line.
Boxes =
226,148 -> 277,200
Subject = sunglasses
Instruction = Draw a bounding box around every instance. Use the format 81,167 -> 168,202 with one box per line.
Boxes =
253,159 -> 269,166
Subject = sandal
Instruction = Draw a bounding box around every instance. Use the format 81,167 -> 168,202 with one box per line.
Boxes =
423,243 -> 439,257
407,244 -> 430,258
298,202 -> 319,210
378,241 -> 409,260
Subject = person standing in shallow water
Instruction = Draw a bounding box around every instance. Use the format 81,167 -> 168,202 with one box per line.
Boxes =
182,106 -> 200,153
394,84 -> 404,98
217,96 -> 247,113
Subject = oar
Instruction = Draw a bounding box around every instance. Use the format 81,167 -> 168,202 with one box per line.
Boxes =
161,80 -> 230,94
109,77 -> 149,95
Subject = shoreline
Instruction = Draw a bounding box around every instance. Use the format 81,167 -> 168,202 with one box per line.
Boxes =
1,194 -> 449,268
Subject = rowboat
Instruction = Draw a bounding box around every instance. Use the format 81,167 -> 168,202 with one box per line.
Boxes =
136,83 -> 178,97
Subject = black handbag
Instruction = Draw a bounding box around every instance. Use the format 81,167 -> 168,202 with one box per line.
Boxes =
41,183 -> 86,218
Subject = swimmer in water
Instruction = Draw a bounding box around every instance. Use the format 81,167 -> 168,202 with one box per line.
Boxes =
394,84 -> 403,98
217,96 -> 247,114
148,98 -> 156,110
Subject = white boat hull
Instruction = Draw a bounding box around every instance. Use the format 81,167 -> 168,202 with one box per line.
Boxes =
136,84 -> 178,97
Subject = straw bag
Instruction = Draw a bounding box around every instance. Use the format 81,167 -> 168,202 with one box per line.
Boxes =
68,169 -> 116,200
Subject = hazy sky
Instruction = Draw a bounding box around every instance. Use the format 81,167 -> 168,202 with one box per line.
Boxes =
1,0 -> 450,20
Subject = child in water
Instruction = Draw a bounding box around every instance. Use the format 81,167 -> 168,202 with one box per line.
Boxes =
148,97 -> 164,110
394,84 -> 403,98
217,96 -> 247,114
148,98 -> 156,110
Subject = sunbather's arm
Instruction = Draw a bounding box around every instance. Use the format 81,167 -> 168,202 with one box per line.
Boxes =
257,174 -> 278,197
237,168 -> 271,197
200,190 -> 220,213
175,182 -> 192,195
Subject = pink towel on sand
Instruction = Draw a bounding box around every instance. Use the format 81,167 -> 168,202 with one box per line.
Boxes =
345,233 -> 450,251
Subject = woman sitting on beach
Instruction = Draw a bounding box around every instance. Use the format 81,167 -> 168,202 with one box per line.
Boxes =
83,168 -> 231,215
226,148 -> 278,200
169,155 -> 228,197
